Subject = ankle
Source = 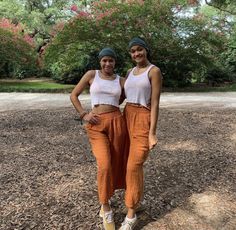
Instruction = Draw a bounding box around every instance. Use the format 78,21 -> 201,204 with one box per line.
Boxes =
127,209 -> 136,219
102,203 -> 111,212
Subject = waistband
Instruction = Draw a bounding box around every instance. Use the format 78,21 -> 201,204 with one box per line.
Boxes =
125,102 -> 150,111
93,108 -> 121,119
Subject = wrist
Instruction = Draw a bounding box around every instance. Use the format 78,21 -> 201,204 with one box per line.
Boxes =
79,111 -> 88,119
149,131 -> 156,136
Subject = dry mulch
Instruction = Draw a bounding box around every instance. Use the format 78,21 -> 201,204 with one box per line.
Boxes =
1,107 -> 236,230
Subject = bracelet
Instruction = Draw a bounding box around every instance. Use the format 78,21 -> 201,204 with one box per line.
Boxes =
79,111 -> 87,119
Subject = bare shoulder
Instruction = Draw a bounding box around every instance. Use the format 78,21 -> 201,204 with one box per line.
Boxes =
150,66 -> 161,75
78,70 -> 96,85
149,66 -> 162,80
84,70 -> 96,80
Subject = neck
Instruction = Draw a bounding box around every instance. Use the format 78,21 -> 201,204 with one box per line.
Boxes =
137,61 -> 150,68
100,70 -> 114,77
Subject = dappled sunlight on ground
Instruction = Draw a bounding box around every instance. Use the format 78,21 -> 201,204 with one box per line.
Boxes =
161,140 -> 198,151
189,191 -> 236,228
144,208 -> 214,230
144,191 -> 236,230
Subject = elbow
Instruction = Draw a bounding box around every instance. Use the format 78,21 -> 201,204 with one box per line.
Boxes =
70,92 -> 77,103
70,93 -> 74,103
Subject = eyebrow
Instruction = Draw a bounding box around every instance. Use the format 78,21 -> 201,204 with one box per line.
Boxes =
130,46 -> 143,51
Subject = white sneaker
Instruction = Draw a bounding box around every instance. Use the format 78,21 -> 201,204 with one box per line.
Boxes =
99,206 -> 115,230
119,215 -> 137,230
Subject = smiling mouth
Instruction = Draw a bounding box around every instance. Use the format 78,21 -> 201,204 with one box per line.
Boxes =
134,57 -> 143,61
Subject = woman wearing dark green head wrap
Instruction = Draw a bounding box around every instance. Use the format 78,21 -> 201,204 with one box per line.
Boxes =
119,38 -> 163,230
70,47 -> 128,230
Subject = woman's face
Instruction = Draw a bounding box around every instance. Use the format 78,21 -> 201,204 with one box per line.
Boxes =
100,56 -> 115,74
129,45 -> 148,64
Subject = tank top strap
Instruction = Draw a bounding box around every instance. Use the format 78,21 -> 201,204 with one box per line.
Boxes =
146,64 -> 155,73
94,70 -> 99,79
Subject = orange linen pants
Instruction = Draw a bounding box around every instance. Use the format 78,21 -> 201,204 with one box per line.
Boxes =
123,104 -> 150,209
85,109 -> 128,204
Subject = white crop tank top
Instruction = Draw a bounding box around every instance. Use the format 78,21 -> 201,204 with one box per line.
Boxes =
90,70 -> 121,108
124,64 -> 155,107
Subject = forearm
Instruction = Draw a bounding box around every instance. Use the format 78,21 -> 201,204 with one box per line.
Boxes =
70,94 -> 87,114
149,102 -> 159,135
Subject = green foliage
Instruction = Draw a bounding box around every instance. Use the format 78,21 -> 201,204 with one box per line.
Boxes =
205,0 -> 236,15
1,0 -> 234,85
205,67 -> 231,85
43,0 -> 228,86
0,0 -> 95,46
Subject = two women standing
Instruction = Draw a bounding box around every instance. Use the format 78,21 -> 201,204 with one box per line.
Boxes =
70,37 -> 162,230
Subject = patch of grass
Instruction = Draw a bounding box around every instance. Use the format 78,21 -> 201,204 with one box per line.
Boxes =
1,80 -> 236,93
0,81 -> 75,93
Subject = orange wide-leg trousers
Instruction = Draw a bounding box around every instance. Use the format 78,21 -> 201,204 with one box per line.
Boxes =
123,104 -> 150,209
85,109 -> 128,204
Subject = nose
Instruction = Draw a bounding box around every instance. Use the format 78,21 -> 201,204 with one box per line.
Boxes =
133,50 -> 140,57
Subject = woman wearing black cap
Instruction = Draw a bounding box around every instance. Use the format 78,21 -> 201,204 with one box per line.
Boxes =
70,47 -> 128,230
119,38 -> 162,230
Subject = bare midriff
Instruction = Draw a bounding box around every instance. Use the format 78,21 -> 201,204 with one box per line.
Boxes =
92,104 -> 119,114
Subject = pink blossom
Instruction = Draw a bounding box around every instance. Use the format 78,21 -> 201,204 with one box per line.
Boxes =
77,11 -> 90,18
23,34 -> 34,46
70,4 -> 78,12
0,18 -> 35,47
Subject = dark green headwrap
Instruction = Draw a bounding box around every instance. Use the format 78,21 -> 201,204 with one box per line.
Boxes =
128,37 -> 149,52
98,47 -> 117,60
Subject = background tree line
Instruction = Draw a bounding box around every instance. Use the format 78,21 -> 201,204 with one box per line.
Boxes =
0,0 -> 235,87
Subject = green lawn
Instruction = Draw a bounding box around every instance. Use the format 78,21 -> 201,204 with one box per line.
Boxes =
0,81 -> 75,93
0,80 -> 236,93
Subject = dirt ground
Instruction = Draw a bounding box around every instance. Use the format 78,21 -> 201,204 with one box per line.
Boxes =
1,105 -> 236,230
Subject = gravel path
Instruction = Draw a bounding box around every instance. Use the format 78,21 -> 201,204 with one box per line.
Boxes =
0,93 -> 236,230
1,92 -> 236,112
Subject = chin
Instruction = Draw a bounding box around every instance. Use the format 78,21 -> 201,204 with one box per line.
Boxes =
135,59 -> 144,63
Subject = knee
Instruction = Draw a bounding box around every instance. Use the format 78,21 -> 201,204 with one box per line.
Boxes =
97,162 -> 111,174
127,161 -> 141,173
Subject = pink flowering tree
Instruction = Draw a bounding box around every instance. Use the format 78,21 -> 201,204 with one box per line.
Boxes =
0,18 -> 37,78
43,0 -> 228,86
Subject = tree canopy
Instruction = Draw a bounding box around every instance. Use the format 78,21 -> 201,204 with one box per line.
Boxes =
43,0 -> 234,86
0,0 -> 235,85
